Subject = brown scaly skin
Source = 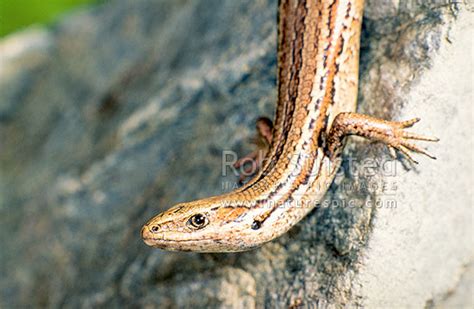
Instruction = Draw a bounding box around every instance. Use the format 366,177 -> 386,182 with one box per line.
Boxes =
327,113 -> 439,163
141,0 -> 438,252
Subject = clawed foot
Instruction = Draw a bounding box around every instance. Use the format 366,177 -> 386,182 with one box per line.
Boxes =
328,112 -> 439,164
385,117 -> 439,164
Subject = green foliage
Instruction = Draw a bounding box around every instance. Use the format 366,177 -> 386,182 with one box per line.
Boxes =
0,0 -> 100,37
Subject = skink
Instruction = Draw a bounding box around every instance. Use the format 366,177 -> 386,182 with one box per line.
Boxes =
141,0 -> 438,252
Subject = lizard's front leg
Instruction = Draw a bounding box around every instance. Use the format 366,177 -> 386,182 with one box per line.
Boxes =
327,112 -> 439,163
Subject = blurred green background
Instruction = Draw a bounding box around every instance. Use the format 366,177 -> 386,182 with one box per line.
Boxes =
0,0 -> 101,37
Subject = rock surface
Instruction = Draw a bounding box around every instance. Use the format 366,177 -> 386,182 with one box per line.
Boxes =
0,0 -> 472,307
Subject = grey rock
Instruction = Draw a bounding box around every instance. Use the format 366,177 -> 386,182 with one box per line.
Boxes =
0,0 -> 472,308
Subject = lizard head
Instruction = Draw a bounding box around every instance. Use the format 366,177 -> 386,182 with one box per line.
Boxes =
141,195 -> 263,252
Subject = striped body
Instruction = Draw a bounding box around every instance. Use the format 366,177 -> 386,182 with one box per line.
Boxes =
142,0 -> 365,252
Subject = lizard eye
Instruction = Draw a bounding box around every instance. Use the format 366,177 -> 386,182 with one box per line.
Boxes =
187,213 -> 209,229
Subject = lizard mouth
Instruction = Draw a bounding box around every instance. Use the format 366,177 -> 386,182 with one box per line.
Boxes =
141,225 -> 212,247
142,236 -> 218,252
142,236 -> 157,247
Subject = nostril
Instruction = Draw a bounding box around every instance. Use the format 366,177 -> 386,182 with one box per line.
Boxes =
141,225 -> 157,247
150,225 -> 160,233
